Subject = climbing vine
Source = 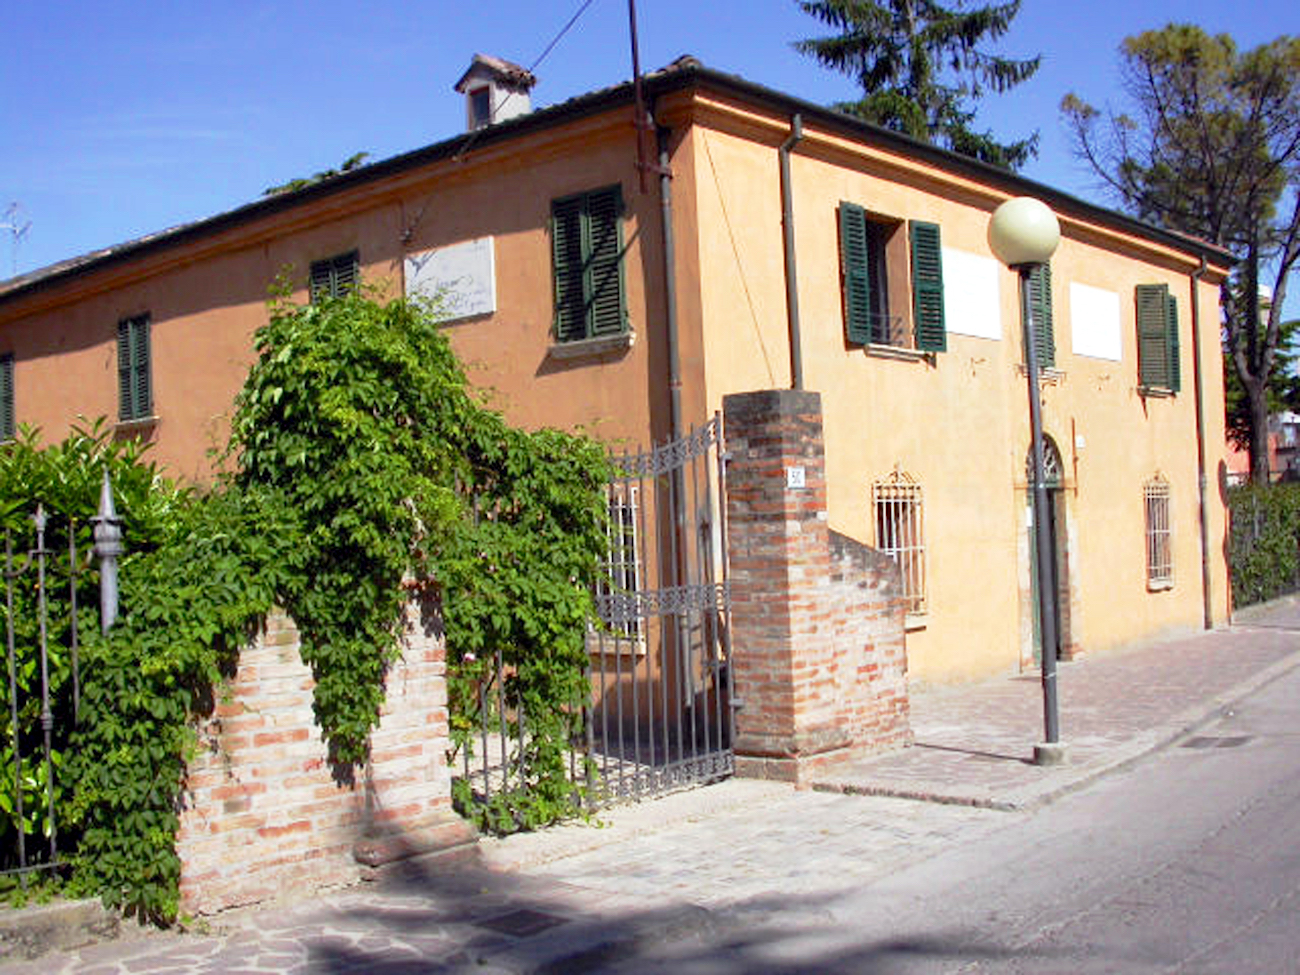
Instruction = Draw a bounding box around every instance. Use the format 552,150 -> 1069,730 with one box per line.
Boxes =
0,289 -> 610,920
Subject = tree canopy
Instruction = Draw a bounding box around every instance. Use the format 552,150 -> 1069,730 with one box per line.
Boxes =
1062,25 -> 1300,481
793,0 -> 1040,169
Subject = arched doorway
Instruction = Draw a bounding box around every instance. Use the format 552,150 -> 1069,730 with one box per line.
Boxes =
1024,437 -> 1069,665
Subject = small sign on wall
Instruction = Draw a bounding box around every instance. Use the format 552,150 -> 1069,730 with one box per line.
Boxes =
404,237 -> 496,321
786,465 -> 806,489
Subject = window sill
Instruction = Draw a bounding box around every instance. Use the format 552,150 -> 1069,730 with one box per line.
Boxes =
1017,364 -> 1066,385
865,344 -> 934,364
115,415 -> 159,432
1138,385 -> 1176,399
548,330 -> 635,360
904,613 -> 928,632
585,630 -> 647,657
1147,579 -> 1174,593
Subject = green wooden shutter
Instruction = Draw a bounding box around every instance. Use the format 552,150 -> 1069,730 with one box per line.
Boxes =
334,251 -> 359,296
552,187 -> 626,342
134,317 -> 151,418
1136,283 -> 1171,389
1028,263 -> 1054,368
909,220 -> 946,352
839,202 -> 873,345
1167,294 -> 1181,393
117,315 -> 151,420
310,251 -> 359,301
117,319 -> 131,419
309,259 -> 332,302
586,187 -> 626,337
552,194 -> 586,341
0,355 -> 13,441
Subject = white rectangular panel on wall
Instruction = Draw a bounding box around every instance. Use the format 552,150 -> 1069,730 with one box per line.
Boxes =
942,247 -> 1001,340
1070,282 -> 1122,361
404,237 -> 496,321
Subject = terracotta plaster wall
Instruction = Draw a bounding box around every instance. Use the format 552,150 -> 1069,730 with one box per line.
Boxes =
688,104 -> 1230,685
0,105 -> 677,480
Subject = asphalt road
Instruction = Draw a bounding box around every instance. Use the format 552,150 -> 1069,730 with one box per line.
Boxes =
600,665 -> 1300,974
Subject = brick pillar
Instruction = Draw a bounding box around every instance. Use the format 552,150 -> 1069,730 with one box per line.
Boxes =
724,389 -> 910,783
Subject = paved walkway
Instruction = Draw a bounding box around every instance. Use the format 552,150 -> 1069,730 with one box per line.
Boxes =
4,597 -> 1297,974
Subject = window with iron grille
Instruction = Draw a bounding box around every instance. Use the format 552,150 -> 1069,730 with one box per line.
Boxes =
873,471 -> 926,615
839,203 -> 946,352
116,314 -> 152,422
596,485 -> 642,639
1145,476 -> 1173,589
1135,283 -> 1181,393
309,250 -> 360,302
0,354 -> 13,441
551,186 -> 627,343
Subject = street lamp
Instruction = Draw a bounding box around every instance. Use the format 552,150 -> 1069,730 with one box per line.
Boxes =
988,197 -> 1067,766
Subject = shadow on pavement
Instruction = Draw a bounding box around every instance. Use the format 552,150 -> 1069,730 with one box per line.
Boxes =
290,851 -> 1088,975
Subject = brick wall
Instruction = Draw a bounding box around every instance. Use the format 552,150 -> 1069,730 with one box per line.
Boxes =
175,589 -> 473,914
723,389 -> 910,784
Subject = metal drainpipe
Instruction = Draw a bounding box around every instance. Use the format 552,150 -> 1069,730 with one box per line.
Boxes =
779,115 -> 804,389
658,124 -> 682,443
1190,255 -> 1214,628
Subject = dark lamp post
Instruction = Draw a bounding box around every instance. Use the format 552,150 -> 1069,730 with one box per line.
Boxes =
988,197 -> 1067,766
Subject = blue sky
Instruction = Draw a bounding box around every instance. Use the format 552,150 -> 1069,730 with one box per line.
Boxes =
1,0 -> 1293,317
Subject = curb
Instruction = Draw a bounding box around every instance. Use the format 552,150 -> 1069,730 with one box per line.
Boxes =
0,899 -> 120,964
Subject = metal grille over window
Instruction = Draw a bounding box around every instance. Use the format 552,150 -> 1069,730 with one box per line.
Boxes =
1145,476 -> 1173,588
873,470 -> 926,615
596,485 -> 642,640
1025,437 -> 1065,489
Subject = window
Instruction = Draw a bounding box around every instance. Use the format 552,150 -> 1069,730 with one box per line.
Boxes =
1024,263 -> 1055,368
309,251 -> 359,302
1135,284 -> 1181,393
839,203 -> 946,352
873,471 -> 926,615
0,355 -> 12,441
551,186 -> 627,343
1144,476 -> 1173,589
469,86 -> 491,128
116,314 -> 152,422
595,485 -> 642,640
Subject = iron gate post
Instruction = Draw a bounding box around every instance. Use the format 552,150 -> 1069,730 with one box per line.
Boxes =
92,469 -> 123,634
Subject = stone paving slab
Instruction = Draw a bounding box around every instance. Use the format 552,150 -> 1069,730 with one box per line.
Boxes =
814,602 -> 1300,809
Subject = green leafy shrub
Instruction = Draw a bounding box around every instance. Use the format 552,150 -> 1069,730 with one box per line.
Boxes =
1229,481 -> 1300,607
0,421 -> 188,890
2,290 -> 610,920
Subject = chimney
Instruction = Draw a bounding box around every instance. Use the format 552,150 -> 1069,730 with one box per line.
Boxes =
454,54 -> 536,131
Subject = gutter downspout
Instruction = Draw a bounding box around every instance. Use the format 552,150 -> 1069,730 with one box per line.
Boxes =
779,115 -> 804,390
657,124 -> 682,443
1190,256 -> 1214,629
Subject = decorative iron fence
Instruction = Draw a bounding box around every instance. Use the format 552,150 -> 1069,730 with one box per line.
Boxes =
453,417 -> 735,825
2,473 -> 121,887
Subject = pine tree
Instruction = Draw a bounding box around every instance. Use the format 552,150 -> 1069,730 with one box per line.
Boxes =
793,0 -> 1039,169
1063,25 -> 1300,482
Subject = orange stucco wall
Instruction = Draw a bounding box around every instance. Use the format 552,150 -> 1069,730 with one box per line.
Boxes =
0,80 -> 1231,685
681,94 -> 1230,684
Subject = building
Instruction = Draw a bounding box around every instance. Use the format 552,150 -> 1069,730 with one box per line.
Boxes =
0,56 -> 1233,686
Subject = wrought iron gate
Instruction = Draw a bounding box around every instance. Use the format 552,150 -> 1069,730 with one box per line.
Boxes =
587,414 -> 733,803
453,416 -> 734,819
